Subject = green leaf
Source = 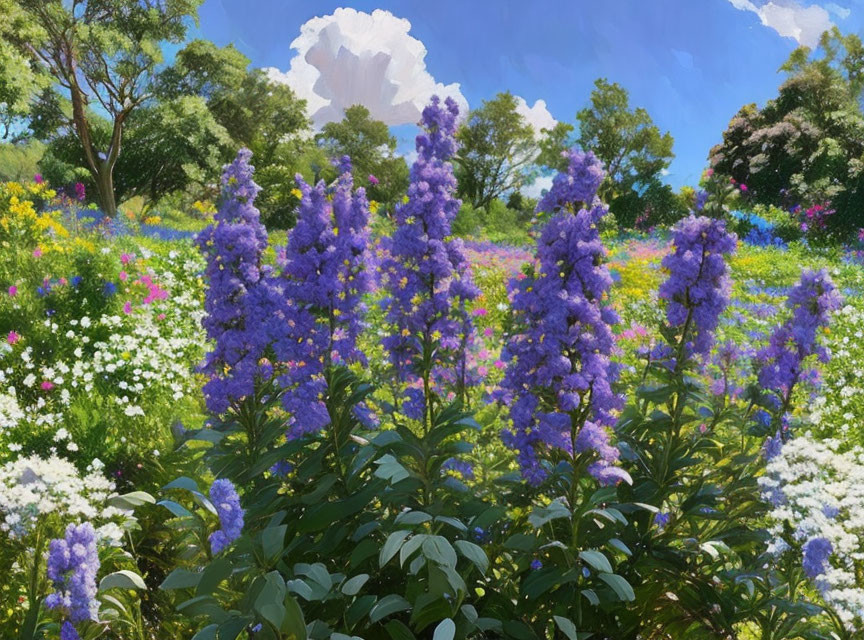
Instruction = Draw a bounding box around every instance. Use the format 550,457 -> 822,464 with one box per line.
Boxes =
598,573 -> 635,602
157,499 -> 193,519
261,525 -> 287,562
553,616 -> 579,640
99,570 -> 147,592
108,491 -> 155,509
607,538 -> 632,556
422,536 -> 458,568
191,624 -> 218,640
385,619 -> 416,640
395,510 -> 432,525
283,593 -> 307,640
341,574 -> 369,596
578,550 -> 612,574
581,589 -> 600,606
379,530 -> 411,567
454,540 -> 489,574
163,476 -> 200,492
369,594 -> 411,623
528,498 -> 570,528
160,568 -> 202,590
433,618 -> 456,640
196,558 -> 233,596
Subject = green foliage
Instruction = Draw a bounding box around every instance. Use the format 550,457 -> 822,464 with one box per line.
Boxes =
710,27 -> 864,239
1,0 -> 204,216
455,92 -> 539,210
541,79 -> 675,228
316,105 -> 410,215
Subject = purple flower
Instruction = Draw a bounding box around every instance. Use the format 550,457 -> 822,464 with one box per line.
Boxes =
654,512 -> 671,529
45,523 -> 100,623
278,160 -> 374,438
756,269 -> 842,404
381,96 -> 479,411
659,215 -> 737,357
802,537 -> 832,578
499,150 -> 626,486
60,621 -> 81,640
530,559 -> 543,571
196,149 -> 275,414
209,478 -> 244,554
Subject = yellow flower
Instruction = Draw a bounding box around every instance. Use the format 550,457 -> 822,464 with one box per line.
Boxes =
291,188 -> 303,199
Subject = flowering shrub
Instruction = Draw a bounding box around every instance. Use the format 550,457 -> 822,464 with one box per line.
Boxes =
4,100 -> 864,640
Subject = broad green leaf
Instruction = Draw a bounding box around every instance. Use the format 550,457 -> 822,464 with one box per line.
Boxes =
553,616 -> 579,640
579,550 -> 612,574
160,568 -> 202,590
369,594 -> 411,623
433,618 -> 456,640
598,573 -> 635,602
454,540 -> 489,574
341,574 -> 370,596
99,570 -> 147,592
379,530 -> 411,567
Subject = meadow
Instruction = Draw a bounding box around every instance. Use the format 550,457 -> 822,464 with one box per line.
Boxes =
1,95 -> 863,640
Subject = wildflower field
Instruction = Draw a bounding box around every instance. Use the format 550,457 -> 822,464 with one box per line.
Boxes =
3,92 -> 864,640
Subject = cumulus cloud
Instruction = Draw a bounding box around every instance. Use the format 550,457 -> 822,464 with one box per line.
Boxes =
265,8 -> 468,128
513,97 -> 557,139
728,0 -> 833,47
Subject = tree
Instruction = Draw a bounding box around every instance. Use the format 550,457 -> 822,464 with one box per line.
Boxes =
0,0 -> 47,141
709,27 -> 864,237
454,92 -> 539,210
316,104 -> 409,212
2,0 -> 202,216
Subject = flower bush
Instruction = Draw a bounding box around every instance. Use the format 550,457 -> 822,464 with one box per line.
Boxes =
4,97 -> 864,640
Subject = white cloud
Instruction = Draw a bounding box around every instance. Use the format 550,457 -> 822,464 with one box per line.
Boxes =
825,2 -> 850,19
265,8 -> 468,128
513,97 -> 557,139
728,0 -> 833,47
522,175 -> 554,199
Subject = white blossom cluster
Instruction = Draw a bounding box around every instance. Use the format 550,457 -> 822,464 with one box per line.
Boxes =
0,454 -> 132,544
760,435 -> 864,630
810,303 -> 864,442
0,270 -> 205,442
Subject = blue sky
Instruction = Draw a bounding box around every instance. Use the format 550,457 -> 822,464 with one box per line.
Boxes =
194,0 -> 864,190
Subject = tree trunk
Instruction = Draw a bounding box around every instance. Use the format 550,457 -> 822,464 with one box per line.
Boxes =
93,164 -> 118,217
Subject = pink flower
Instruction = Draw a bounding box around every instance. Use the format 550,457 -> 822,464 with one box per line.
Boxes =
477,366 -> 489,377
483,327 -> 493,337
494,360 -> 506,370
123,301 -> 132,314
739,184 -> 748,192
34,173 -> 44,184
59,278 -> 67,286
368,174 -> 379,185
119,271 -> 128,281
120,253 -> 133,265
858,228 -> 864,242
32,247 -> 42,258
40,381 -> 54,391
705,168 -> 714,178
7,331 -> 20,345
158,313 -> 166,321
472,308 -> 488,317
8,286 -> 16,297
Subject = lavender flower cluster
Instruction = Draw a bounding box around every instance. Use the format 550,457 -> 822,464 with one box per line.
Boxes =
209,478 -> 244,555
658,215 -> 737,358
499,150 -> 626,486
380,96 -> 478,411
278,159 -> 374,437
45,522 -> 100,628
196,149 -> 273,414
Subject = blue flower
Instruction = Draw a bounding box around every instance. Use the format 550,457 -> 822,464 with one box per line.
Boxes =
209,478 -> 244,554
802,537 -> 832,578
